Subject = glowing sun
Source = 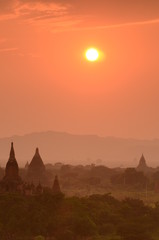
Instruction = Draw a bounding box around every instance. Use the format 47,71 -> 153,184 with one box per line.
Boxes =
85,48 -> 99,62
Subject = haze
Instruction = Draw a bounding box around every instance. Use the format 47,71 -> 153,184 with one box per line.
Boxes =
0,0 -> 159,139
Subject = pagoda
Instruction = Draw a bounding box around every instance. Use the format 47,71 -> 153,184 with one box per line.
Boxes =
52,175 -> 61,194
27,148 -> 47,185
136,154 -> 150,173
0,142 -> 22,192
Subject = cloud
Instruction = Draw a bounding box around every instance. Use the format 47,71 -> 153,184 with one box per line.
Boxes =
0,0 -> 159,32
0,47 -> 40,59
0,0 -> 80,31
0,47 -> 18,52
75,18 -> 159,32
0,0 -> 71,20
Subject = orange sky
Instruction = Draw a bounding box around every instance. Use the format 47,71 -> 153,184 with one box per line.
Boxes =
0,0 -> 159,139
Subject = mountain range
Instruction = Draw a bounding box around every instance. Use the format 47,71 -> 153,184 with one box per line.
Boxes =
0,131 -> 159,168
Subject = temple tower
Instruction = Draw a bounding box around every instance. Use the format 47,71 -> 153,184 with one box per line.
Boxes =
27,148 -> 47,185
0,142 -> 22,192
137,154 -> 147,169
136,154 -> 150,173
52,175 -> 61,194
5,142 -> 19,181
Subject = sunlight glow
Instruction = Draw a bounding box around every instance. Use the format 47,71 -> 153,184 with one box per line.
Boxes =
85,48 -> 99,62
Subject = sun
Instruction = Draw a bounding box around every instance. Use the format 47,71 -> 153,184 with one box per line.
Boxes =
85,48 -> 99,62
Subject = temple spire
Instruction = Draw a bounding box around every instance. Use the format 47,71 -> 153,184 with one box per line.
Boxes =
2,142 -> 21,187
9,142 -> 15,159
136,154 -> 150,173
52,175 -> 61,194
27,147 -> 47,186
138,154 -> 147,167
35,148 -> 39,155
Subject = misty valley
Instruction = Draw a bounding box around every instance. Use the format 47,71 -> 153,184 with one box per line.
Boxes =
0,143 -> 159,239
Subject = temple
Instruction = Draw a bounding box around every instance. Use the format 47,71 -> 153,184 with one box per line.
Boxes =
0,143 -> 61,195
136,154 -> 150,173
27,148 -> 48,186
0,142 -> 22,192
52,175 -> 61,194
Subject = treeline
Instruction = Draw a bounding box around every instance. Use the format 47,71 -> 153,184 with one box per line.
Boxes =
0,192 -> 159,240
1,164 -> 159,194
51,165 -> 159,193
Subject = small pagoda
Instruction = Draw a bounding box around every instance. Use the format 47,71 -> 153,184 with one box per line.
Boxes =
52,175 -> 61,194
136,154 -> 151,173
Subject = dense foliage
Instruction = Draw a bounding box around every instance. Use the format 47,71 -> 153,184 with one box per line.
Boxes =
0,192 -> 159,240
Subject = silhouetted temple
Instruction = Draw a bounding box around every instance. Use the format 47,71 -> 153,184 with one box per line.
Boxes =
0,143 -> 61,195
0,142 -> 22,192
27,148 -> 48,186
137,154 -> 147,168
136,154 -> 151,173
52,175 -> 61,194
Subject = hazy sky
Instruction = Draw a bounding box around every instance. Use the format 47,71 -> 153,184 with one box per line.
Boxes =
0,0 -> 159,139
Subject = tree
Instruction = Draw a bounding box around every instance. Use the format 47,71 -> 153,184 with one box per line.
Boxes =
34,236 -> 45,240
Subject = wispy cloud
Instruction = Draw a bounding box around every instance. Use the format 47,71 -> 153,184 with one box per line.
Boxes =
0,1 -> 70,21
0,0 -> 159,32
73,18 -> 159,32
0,0 -> 79,31
17,52 -> 40,58
98,18 -> 159,29
0,47 -> 18,52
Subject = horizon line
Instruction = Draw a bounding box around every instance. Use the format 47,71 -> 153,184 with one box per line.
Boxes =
0,130 -> 159,141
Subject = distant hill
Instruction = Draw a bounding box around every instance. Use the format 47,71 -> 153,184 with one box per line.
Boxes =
0,131 -> 159,167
